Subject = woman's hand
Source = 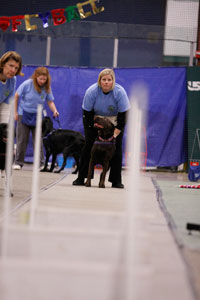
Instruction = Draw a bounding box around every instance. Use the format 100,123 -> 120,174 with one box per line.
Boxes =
53,110 -> 59,117
113,128 -> 121,138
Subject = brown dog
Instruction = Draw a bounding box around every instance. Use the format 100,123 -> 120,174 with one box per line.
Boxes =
85,116 -> 116,188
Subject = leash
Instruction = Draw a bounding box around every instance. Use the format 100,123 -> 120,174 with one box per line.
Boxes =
53,116 -> 62,129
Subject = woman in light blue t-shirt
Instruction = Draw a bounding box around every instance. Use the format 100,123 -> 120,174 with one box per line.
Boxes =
0,51 -> 23,123
13,67 -> 59,170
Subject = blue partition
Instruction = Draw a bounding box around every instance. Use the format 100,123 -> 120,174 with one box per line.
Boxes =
16,66 -> 187,167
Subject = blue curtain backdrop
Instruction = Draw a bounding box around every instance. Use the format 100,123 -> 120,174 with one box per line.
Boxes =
16,66 -> 187,167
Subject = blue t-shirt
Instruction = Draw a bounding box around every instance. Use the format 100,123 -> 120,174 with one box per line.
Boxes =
17,78 -> 54,115
0,76 -> 16,104
82,83 -> 130,116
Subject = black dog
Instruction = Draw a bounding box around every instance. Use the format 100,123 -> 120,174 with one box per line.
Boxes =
41,116 -> 85,173
0,123 -> 7,174
0,123 -> 13,196
85,116 -> 116,188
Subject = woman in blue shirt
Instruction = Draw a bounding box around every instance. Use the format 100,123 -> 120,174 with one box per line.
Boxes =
0,51 -> 23,123
73,68 -> 130,188
13,67 -> 59,170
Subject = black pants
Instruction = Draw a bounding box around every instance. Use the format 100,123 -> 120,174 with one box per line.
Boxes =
78,118 -> 124,184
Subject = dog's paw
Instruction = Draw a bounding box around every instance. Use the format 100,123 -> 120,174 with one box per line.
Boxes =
85,181 -> 91,187
99,184 -> 105,188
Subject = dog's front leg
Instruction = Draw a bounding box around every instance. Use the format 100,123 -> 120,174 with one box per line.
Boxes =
99,162 -> 109,188
85,159 -> 94,187
41,150 -> 51,172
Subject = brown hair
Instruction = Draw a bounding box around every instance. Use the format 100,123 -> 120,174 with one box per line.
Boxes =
0,51 -> 23,76
97,68 -> 115,90
31,67 -> 51,93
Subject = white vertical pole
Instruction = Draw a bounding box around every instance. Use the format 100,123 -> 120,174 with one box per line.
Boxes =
46,36 -> 51,66
1,98 -> 15,257
29,104 -> 42,228
125,84 -> 147,300
113,38 -> 119,68
189,41 -> 194,66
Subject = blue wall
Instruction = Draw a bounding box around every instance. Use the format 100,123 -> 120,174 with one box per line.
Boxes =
17,66 -> 187,167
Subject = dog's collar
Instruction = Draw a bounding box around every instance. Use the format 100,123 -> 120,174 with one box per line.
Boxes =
99,136 -> 114,142
95,136 -> 115,144
42,129 -> 56,140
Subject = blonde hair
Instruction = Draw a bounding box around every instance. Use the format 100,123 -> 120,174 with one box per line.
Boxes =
97,68 -> 115,90
31,67 -> 51,93
0,51 -> 23,76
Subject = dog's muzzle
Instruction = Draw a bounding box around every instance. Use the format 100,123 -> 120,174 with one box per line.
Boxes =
94,123 -> 104,129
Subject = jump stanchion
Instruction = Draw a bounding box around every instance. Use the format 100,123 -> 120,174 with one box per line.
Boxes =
125,83 -> 147,300
1,98 -> 15,257
29,104 -> 42,228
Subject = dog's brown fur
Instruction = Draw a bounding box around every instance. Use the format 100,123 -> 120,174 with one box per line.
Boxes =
85,117 -> 116,188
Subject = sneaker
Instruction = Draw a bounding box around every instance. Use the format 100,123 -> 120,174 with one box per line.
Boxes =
13,164 -> 22,170
112,183 -> 124,189
72,178 -> 85,186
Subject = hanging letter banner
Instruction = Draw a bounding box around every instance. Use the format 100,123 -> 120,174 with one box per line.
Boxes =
0,0 -> 104,32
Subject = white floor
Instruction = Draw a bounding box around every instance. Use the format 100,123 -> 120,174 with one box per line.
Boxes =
0,170 -> 195,300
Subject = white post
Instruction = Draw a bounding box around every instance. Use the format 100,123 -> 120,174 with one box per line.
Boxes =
46,36 -> 51,66
1,98 -> 15,257
113,38 -> 119,68
29,104 -> 42,228
125,83 -> 147,300
189,41 -> 194,66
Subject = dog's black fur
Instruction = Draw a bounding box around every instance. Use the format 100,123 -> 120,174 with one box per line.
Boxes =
0,123 -> 7,173
0,123 -> 13,196
85,116 -> 116,188
41,116 -> 85,173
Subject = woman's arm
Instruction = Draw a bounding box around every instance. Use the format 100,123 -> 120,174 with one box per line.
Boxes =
114,111 -> 127,138
47,100 -> 59,117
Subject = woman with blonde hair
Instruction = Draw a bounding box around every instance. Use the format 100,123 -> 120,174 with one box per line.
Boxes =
73,68 -> 130,188
13,67 -> 59,170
